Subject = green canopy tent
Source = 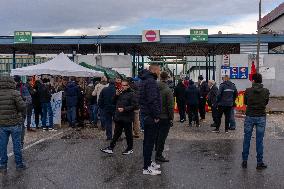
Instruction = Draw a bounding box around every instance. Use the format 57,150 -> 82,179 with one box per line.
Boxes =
79,62 -> 123,79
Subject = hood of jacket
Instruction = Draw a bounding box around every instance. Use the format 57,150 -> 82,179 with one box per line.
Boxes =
139,69 -> 158,80
158,81 -> 168,90
66,81 -> 77,88
0,76 -> 16,90
222,80 -> 235,88
251,83 -> 264,93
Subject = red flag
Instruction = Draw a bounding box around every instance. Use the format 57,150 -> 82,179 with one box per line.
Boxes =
249,61 -> 257,81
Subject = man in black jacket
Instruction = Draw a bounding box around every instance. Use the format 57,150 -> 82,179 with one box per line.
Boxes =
39,78 -> 56,131
207,80 -> 218,127
185,80 -> 200,127
242,73 -> 269,170
213,75 -> 238,133
198,75 -> 209,121
174,80 -> 186,122
100,79 -> 138,155
98,80 -> 116,140
139,64 -> 162,176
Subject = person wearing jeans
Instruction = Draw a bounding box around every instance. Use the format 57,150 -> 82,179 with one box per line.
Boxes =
40,78 -> 55,131
101,80 -> 137,155
41,102 -> 54,130
0,76 -> 26,172
242,73 -> 270,170
65,79 -> 80,128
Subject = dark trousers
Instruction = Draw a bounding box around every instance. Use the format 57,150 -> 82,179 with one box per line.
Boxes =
34,105 -> 42,127
211,105 -> 218,125
188,105 -> 199,125
26,103 -> 33,129
216,106 -> 232,131
110,121 -> 133,150
104,112 -> 113,140
199,98 -> 206,119
143,123 -> 158,169
177,101 -> 186,121
155,119 -> 171,158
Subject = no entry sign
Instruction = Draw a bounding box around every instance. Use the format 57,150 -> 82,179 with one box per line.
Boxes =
142,30 -> 160,42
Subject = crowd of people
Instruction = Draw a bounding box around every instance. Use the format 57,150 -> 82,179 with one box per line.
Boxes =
0,64 -> 270,175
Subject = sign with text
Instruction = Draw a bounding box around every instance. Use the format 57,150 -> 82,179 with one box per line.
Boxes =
221,66 -> 230,76
238,67 -> 248,79
142,30 -> 160,42
222,54 -> 230,66
14,31 -> 32,44
230,67 -> 239,79
190,29 -> 208,42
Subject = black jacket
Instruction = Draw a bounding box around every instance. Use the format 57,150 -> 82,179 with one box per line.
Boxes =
207,84 -> 218,107
245,83 -> 270,117
98,83 -> 116,114
185,83 -> 200,106
198,81 -> 209,98
217,81 -> 238,107
139,69 -> 161,120
39,83 -> 52,103
114,88 -> 138,123
174,82 -> 186,104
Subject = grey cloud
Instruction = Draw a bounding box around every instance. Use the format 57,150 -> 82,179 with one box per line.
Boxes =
0,0 -> 270,35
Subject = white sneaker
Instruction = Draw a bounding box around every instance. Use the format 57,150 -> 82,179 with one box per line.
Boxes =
151,162 -> 161,170
143,167 -> 161,175
122,149 -> 133,155
49,128 -> 57,131
100,147 -> 113,154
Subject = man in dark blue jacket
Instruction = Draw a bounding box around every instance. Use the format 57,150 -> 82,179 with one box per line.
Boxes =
213,75 -> 238,133
65,78 -> 80,128
98,79 -> 116,140
185,80 -> 200,127
139,64 -> 162,176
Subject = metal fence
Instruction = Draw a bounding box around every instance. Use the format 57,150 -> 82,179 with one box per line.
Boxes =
0,57 -> 50,74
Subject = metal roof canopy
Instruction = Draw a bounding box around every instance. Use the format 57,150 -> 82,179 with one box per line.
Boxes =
0,34 -> 284,56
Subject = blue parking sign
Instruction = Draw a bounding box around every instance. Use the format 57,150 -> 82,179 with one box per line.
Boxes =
238,67 -> 248,79
230,67 -> 239,79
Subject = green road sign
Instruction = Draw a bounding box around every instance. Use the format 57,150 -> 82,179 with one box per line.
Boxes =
190,29 -> 208,42
14,31 -> 32,44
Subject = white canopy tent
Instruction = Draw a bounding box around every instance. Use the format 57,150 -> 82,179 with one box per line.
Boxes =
11,53 -> 104,77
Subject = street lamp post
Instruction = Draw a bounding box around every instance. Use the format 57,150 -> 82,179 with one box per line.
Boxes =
256,0 -> 262,72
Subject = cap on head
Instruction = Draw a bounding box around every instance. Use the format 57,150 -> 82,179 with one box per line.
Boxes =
198,75 -> 204,81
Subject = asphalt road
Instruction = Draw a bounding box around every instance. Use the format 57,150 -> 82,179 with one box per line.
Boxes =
1,114 -> 284,189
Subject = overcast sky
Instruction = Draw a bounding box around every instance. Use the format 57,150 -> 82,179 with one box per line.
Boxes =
0,0 -> 282,36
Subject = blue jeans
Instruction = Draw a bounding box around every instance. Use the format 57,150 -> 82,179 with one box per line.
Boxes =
42,102 -> 53,128
0,125 -> 24,168
92,104 -> 99,125
242,116 -> 266,163
230,108 -> 236,129
67,106 -> 76,126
